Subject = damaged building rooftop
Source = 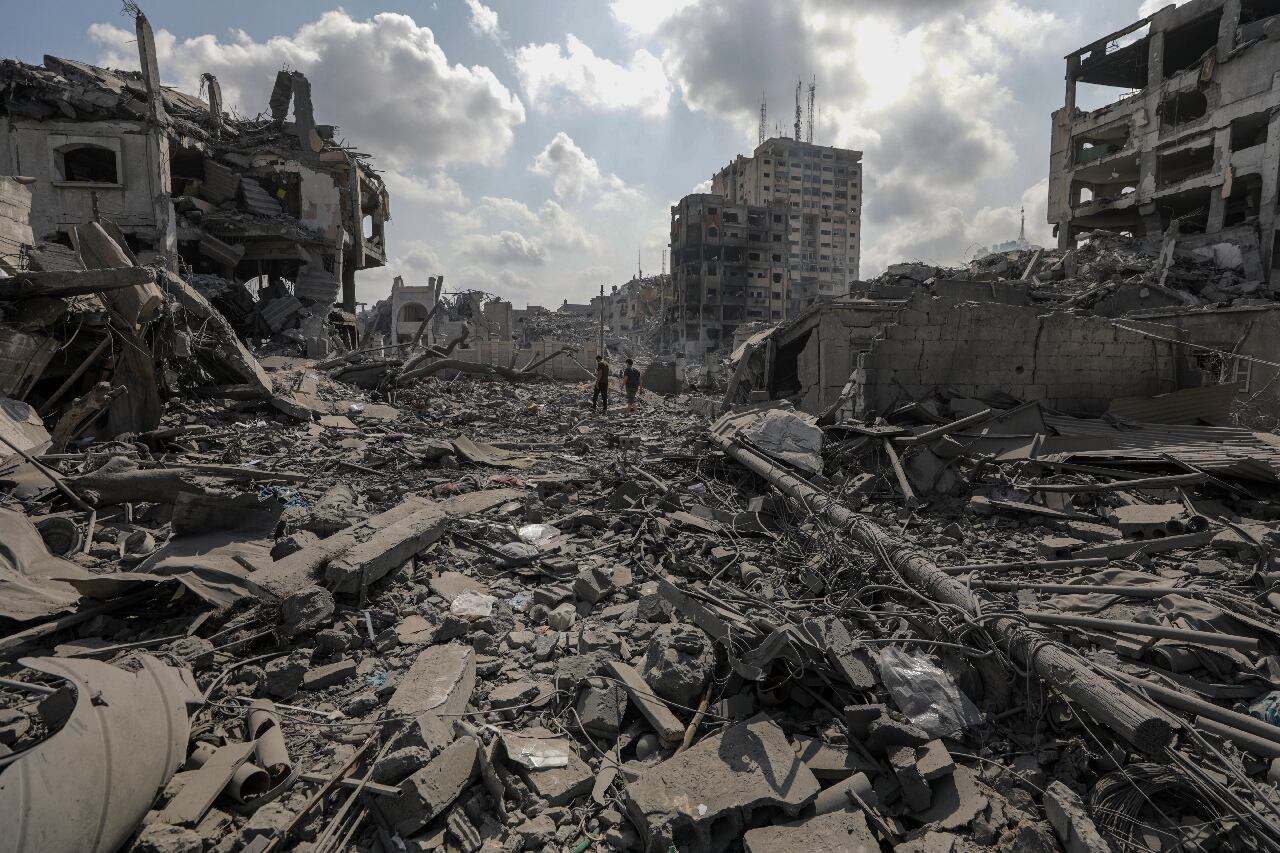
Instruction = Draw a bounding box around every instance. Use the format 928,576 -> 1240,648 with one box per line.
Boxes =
4,2 -> 1280,853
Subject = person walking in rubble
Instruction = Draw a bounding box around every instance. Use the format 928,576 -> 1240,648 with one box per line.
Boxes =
622,358 -> 642,413
591,353 -> 611,413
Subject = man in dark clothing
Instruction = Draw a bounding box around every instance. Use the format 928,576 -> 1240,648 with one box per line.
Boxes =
591,354 -> 610,412
622,358 -> 642,412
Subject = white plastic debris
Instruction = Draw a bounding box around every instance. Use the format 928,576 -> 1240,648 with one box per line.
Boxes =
517,523 -> 560,547
876,645 -> 983,737
450,591 -> 497,619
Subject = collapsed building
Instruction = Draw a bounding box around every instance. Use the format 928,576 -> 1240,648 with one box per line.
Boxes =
0,10 -> 390,336
1048,0 -> 1280,280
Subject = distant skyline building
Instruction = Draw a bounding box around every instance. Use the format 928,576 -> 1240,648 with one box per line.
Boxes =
712,137 -> 863,316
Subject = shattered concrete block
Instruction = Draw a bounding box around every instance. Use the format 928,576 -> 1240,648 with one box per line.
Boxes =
372,746 -> 433,785
377,736 -> 479,836
487,680 -> 542,713
890,746 -> 933,812
279,585 -> 335,636
742,809 -> 878,853
791,736 -> 876,782
867,715 -> 930,755
1044,780 -> 1113,853
301,658 -> 356,691
845,703 -> 888,738
912,766 -> 988,831
386,644 -> 476,753
916,739 -> 955,781
812,771 -> 878,816
133,823 -> 203,853
577,624 -> 625,656
547,602 -> 577,631
625,714 -> 820,853
575,679 -> 628,738
641,623 -> 715,707
573,566 -> 614,604
262,651 -> 309,699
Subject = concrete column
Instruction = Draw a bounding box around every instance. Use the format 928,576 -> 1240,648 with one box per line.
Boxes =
134,13 -> 167,122
1206,127 -> 1234,233
1217,0 -> 1242,63
341,253 -> 356,314
1258,113 -> 1280,278
1147,29 -> 1166,90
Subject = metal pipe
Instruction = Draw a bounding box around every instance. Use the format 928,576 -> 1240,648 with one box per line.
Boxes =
710,432 -> 1173,754
941,557 -> 1108,575
1022,611 -> 1258,653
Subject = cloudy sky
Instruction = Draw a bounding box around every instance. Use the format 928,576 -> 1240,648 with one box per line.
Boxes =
3,0 -> 1182,308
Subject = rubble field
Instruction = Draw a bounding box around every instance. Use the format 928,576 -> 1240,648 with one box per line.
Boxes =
4,284 -> 1280,852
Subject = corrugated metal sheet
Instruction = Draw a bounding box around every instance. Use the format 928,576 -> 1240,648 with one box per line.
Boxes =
1043,413 -> 1280,483
1107,383 -> 1239,425
294,257 -> 338,306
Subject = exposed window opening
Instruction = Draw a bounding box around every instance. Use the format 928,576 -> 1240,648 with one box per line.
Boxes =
723,211 -> 739,223
1230,112 -> 1270,151
1163,10 -> 1223,78
1073,123 -> 1131,164
1156,186 -> 1212,232
1223,173 -> 1263,226
1160,89 -> 1209,128
1157,144 -> 1214,187
706,226 -> 718,238
397,302 -> 429,323
1240,0 -> 1280,27
56,144 -> 119,183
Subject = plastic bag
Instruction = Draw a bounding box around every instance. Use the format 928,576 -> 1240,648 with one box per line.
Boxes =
875,646 -> 983,737
517,524 -> 560,547
450,591 -> 496,619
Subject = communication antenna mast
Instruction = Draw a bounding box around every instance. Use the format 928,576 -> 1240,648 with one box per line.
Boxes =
637,249 -> 642,280
806,77 -> 815,143
794,79 -> 802,141
759,90 -> 767,145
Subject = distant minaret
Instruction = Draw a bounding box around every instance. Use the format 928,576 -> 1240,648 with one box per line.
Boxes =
1019,206 -> 1026,243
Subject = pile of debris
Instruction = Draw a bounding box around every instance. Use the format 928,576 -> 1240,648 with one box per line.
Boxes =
869,228 -> 1277,316
4,301 -> 1280,853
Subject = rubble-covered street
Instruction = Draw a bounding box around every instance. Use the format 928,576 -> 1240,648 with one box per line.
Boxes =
5,1 -> 1280,851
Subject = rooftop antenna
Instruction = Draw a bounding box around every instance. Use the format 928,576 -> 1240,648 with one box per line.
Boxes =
759,90 -> 767,145
1019,205 -> 1026,242
794,79 -> 802,141
637,249 -> 642,280
806,77 -> 815,143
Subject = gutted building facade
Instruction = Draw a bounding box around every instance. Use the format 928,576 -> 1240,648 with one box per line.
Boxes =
0,12 -> 389,316
713,138 -> 863,315
1048,0 -> 1280,279
669,193 -> 791,355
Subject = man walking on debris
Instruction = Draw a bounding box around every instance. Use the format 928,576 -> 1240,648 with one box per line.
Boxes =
591,353 -> 610,413
623,358 -> 642,413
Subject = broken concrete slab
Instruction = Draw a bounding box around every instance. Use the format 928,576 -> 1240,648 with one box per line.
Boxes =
386,644 -> 476,753
625,714 -> 820,852
500,728 -> 594,806
912,765 -> 988,831
742,809 -> 878,853
375,736 -> 479,836
1044,779 -> 1113,853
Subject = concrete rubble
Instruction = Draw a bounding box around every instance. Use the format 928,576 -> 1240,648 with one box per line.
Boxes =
3,2 -> 1280,853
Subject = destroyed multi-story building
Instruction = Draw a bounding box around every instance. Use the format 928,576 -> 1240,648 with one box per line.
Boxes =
668,193 -> 791,355
1048,0 -> 1280,278
713,137 -> 863,314
0,12 -> 390,326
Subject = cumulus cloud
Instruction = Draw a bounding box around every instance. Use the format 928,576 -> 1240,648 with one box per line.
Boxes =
464,0 -> 502,40
647,0 -> 1062,270
88,10 -> 524,169
479,196 -> 598,253
531,132 -> 641,208
456,266 -> 535,295
515,35 -> 671,116
459,230 -> 548,266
